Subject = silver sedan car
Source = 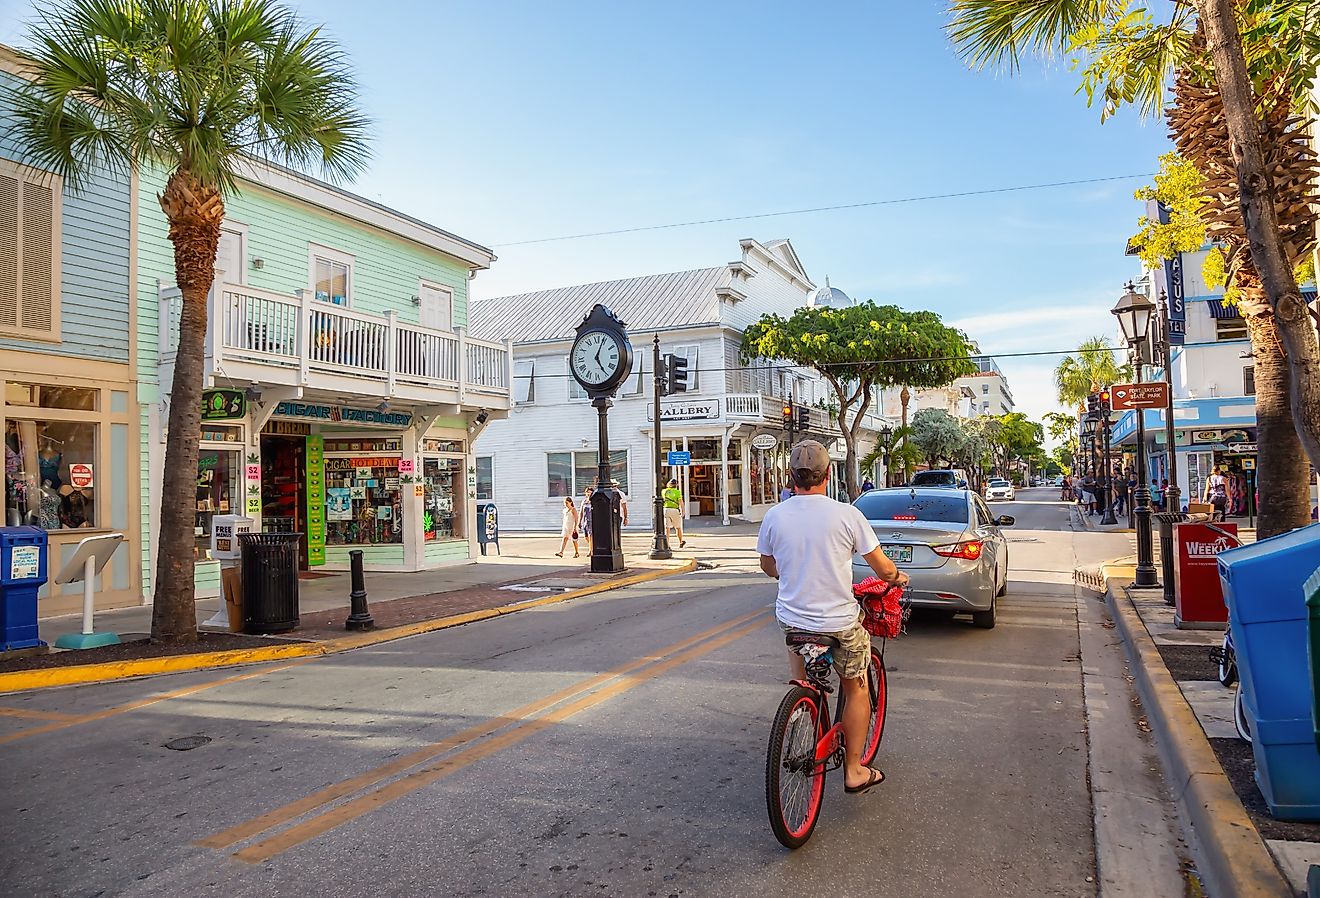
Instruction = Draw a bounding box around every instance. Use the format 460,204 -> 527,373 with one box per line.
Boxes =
851,487 -> 1013,628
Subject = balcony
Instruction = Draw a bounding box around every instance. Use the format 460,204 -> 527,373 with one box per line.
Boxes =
158,282 -> 512,410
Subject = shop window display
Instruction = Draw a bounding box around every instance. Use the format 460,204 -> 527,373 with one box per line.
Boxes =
423,457 -> 464,540
196,448 -> 241,558
325,456 -> 403,545
4,419 -> 97,529
548,450 -> 628,497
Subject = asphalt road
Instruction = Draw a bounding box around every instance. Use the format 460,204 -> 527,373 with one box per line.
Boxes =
2,488 -> 1139,898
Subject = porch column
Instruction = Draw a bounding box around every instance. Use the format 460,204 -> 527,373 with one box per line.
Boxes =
402,426 -> 422,571
720,427 -> 731,526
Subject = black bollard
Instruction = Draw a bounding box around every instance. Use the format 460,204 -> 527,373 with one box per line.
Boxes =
345,549 -> 375,630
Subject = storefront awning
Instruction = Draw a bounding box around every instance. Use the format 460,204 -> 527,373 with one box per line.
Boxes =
1206,299 -> 1240,319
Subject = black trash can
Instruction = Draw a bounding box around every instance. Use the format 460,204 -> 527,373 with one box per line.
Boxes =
239,533 -> 302,634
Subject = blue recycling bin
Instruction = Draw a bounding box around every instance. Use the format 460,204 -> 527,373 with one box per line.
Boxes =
0,526 -> 49,652
1220,523 -> 1320,820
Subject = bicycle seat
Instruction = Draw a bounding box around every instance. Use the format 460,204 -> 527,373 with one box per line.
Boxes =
784,630 -> 841,649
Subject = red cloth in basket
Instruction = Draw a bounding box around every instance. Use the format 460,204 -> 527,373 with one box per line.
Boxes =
854,576 -> 907,638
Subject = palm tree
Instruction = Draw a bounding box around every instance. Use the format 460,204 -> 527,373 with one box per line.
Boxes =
947,0 -> 1320,479
1054,337 -> 1130,409
9,0 -> 369,643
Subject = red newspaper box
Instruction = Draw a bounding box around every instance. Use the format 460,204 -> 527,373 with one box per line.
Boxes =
1173,522 -> 1238,629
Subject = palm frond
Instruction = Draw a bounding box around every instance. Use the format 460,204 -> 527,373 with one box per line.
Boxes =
5,0 -> 370,196
947,0 -> 1118,72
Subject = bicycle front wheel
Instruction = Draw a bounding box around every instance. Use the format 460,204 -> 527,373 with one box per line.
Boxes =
860,647 -> 887,767
766,686 -> 825,849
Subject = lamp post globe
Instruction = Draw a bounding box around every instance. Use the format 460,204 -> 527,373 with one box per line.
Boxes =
1112,284 -> 1160,589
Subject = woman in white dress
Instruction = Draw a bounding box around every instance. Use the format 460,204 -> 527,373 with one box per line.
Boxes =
556,496 -> 580,557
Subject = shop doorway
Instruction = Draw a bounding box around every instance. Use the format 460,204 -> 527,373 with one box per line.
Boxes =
260,435 -> 308,569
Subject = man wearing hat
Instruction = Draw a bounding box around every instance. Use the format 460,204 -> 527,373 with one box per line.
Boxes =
662,477 -> 685,548
757,439 -> 908,794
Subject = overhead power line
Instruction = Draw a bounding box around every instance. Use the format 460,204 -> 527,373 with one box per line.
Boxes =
522,344 -> 1122,379
495,174 -> 1154,247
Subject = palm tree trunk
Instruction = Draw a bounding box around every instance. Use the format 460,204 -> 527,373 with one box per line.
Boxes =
153,170 -> 224,644
1196,0 -> 1320,471
1242,301 -> 1311,537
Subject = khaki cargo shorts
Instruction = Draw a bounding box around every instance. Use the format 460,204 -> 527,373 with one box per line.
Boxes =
663,507 -> 683,529
781,614 -> 871,680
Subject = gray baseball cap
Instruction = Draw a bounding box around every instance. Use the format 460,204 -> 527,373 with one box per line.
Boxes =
790,440 -> 830,478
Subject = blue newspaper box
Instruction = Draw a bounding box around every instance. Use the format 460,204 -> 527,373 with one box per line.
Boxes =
0,526 -> 49,652
1220,523 -> 1320,820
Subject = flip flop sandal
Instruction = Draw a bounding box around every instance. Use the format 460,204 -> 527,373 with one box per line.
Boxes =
845,768 -> 885,794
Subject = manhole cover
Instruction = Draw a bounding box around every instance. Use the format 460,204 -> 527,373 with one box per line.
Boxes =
164,735 -> 211,751
695,561 -> 717,571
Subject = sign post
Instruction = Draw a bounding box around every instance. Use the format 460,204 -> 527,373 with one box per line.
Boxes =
52,533 -> 124,649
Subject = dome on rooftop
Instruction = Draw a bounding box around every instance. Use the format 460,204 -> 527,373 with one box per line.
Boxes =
808,283 -> 854,308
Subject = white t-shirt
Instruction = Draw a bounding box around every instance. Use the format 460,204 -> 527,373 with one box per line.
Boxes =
757,494 -> 880,632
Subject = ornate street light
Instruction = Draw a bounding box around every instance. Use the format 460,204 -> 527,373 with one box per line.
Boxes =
878,425 -> 893,487
1112,283 -> 1160,588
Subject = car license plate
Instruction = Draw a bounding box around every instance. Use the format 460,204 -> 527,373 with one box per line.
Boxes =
882,545 -> 912,563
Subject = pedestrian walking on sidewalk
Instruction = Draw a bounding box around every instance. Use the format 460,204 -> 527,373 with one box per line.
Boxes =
663,478 -> 686,548
1205,466 -> 1229,522
556,496 -> 580,558
580,487 -> 595,553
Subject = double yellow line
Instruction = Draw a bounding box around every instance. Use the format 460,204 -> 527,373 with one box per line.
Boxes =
200,607 -> 773,863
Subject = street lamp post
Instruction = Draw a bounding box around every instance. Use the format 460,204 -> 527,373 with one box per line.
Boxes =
1112,284 -> 1160,589
1156,292 -> 1182,604
878,425 -> 893,488
1082,416 -> 1097,515
1100,406 -> 1117,526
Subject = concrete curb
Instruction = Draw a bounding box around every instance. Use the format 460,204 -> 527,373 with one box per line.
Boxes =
1098,566 -> 1292,898
0,559 -> 697,695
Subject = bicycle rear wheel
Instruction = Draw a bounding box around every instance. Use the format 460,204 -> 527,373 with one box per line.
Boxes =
766,686 -> 825,849
860,647 -> 887,767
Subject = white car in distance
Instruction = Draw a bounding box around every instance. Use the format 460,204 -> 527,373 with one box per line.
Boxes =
986,479 -> 1015,501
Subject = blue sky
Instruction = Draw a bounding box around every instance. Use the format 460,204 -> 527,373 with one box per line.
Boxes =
1,0 -> 1171,422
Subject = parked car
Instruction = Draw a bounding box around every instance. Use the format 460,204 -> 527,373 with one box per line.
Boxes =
910,468 -> 969,489
986,479 -> 1015,501
851,487 -> 1013,628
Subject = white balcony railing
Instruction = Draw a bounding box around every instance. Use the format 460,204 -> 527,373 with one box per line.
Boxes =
721,393 -> 887,435
158,281 -> 511,404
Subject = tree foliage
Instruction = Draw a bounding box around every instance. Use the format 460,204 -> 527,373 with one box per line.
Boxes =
1054,337 -> 1131,409
742,302 -> 976,499
909,408 -> 970,468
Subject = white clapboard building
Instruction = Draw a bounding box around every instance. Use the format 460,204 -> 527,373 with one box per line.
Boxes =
469,238 -> 890,531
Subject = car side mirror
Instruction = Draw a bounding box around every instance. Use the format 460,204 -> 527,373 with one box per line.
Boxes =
995,515 -> 1015,527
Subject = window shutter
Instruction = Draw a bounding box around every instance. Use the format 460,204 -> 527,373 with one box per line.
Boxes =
20,180 -> 54,332
0,173 -> 18,329
0,164 -> 58,336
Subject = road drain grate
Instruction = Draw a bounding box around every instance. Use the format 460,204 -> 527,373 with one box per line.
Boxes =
165,735 -> 211,751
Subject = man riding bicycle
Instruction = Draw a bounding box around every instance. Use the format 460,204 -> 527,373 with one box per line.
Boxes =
757,440 -> 908,794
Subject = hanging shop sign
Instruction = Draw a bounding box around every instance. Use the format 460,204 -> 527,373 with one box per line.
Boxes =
272,401 -> 413,428
202,389 -> 246,420
750,433 -> 779,451
305,435 -> 326,567
652,399 -> 721,422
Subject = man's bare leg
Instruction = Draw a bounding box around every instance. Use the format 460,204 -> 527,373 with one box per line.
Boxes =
840,675 -> 880,790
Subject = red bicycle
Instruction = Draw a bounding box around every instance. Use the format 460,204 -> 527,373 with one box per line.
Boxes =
765,579 -> 909,848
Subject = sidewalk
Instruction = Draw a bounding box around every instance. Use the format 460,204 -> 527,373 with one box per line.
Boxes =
2,531 -> 744,691
1096,555 -> 1318,897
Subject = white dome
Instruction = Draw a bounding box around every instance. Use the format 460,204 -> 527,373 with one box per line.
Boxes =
808,284 -> 853,308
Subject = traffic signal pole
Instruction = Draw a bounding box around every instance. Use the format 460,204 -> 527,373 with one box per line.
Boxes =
650,335 -> 671,560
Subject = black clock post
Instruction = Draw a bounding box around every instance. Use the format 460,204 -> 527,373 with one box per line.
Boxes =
570,304 -> 634,574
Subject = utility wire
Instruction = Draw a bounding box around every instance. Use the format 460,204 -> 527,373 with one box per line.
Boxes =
495,174 -> 1154,247
520,344 -> 1122,378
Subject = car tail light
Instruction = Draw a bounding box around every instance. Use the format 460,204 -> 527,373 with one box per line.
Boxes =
932,540 -> 983,560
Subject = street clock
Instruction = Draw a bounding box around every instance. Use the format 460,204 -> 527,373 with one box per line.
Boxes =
570,304 -> 634,398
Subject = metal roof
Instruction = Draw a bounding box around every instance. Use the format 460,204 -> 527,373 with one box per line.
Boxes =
469,267 -> 726,344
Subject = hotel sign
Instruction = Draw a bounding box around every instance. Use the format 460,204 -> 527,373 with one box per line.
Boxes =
273,401 -> 413,428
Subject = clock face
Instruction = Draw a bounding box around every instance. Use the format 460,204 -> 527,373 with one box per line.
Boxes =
571,330 -> 623,387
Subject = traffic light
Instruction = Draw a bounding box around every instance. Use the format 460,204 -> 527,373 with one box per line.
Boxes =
795,405 -> 810,431
783,398 -> 794,426
1086,392 -> 1099,419
656,354 -> 668,396
665,353 -> 689,394
1098,389 -> 1111,416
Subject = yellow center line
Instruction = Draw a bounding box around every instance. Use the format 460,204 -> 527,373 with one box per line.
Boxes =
0,661 -> 311,746
0,706 -> 78,721
201,607 -> 770,851
231,613 -> 774,863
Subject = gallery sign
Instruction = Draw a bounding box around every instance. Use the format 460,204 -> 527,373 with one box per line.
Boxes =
650,399 -> 721,422
273,401 -> 413,428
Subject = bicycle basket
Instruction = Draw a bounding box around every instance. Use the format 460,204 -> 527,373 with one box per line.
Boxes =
854,576 -> 909,638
